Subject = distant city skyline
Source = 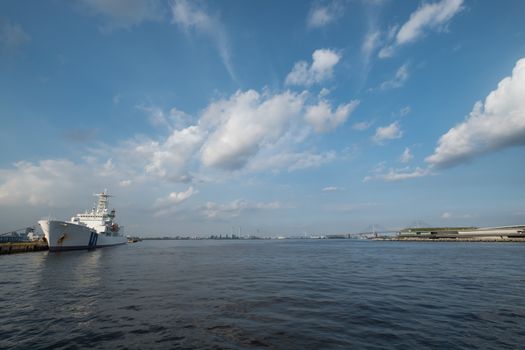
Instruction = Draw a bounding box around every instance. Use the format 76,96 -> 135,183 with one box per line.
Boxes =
1,0 -> 524,236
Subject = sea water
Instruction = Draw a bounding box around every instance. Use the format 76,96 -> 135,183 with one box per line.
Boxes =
1,240 -> 524,349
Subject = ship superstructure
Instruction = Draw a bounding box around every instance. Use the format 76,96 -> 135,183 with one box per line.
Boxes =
71,191 -> 121,235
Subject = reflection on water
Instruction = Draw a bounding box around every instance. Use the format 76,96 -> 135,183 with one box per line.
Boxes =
2,240 -> 525,349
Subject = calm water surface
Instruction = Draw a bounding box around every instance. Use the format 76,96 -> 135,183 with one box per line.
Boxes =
1,240 -> 524,349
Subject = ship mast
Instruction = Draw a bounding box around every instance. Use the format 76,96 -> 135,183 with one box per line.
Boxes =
94,189 -> 113,214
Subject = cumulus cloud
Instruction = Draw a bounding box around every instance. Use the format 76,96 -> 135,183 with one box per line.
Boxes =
0,85 -> 352,213
285,49 -> 341,86
373,121 -> 403,144
0,18 -> 30,51
307,0 -> 344,28
380,64 -> 409,90
426,58 -> 525,168
144,125 -> 203,181
136,88 -> 349,176
171,0 -> 235,80
80,0 -> 164,31
305,99 -> 360,133
200,90 -> 306,170
379,0 -> 463,58
400,147 -> 413,163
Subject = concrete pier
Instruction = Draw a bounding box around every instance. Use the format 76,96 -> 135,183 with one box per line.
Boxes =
0,242 -> 49,255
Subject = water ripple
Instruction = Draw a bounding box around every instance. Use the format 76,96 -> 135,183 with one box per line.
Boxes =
2,240 -> 525,349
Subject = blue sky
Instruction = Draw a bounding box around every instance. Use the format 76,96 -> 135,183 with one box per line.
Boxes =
1,0 -> 524,236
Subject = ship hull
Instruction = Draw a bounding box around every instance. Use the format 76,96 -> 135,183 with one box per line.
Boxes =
39,220 -> 127,252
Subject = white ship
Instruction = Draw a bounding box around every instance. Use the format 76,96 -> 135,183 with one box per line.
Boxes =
39,190 -> 127,251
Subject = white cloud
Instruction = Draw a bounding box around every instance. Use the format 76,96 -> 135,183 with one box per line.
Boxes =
426,58 -> 525,168
373,121 -> 403,144
307,1 -> 344,28
353,120 -> 373,131
380,64 -> 409,90
0,18 -> 30,51
0,85 -> 350,213
379,0 -> 463,58
201,199 -> 281,219
364,166 -> 430,182
155,186 -> 195,207
137,88 -> 347,175
154,186 -> 196,216
322,186 -> 341,192
285,49 -> 341,86
305,99 -> 360,133
319,88 -> 331,97
200,90 -> 306,170
144,125 -> 203,181
378,45 -> 394,59
80,0 -> 164,31
248,151 -> 336,173
362,30 -> 381,60
0,159 -> 136,207
171,0 -> 235,80
441,211 -> 473,219
397,0 -> 463,45
119,179 -> 132,187
400,147 -> 413,163
139,105 -> 192,131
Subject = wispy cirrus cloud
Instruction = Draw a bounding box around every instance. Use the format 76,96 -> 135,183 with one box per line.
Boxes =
248,150 -> 336,173
353,120 -> 374,131
364,166 -> 430,182
380,64 -> 410,90
400,147 -> 413,163
379,0 -> 464,58
322,186 -> 342,192
80,0 -> 165,31
307,0 -> 345,29
171,0 -> 236,81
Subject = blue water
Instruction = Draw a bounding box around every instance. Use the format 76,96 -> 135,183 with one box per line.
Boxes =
1,240 -> 524,349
